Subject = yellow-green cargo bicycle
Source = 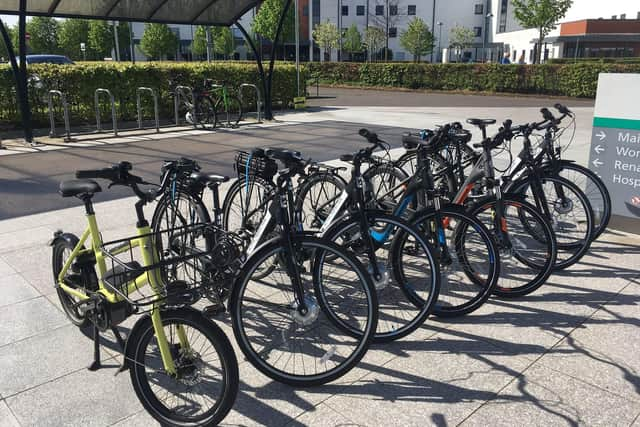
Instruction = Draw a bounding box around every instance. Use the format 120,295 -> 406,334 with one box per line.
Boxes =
51,161 -> 238,426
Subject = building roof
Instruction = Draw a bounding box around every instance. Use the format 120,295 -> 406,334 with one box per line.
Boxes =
0,0 -> 262,26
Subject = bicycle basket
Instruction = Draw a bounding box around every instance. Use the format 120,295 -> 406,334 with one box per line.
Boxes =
99,223 -> 216,310
234,150 -> 278,181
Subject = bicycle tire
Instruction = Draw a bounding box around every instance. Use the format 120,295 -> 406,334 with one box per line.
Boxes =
51,236 -> 98,328
221,176 -> 274,233
214,95 -> 243,128
129,308 -> 239,426
294,171 -> 346,231
468,195 -> 558,298
508,174 -> 594,270
196,96 -> 217,129
321,211 -> 440,342
230,236 -> 378,386
362,163 -> 409,213
554,161 -> 611,240
410,204 -> 500,317
396,151 -> 458,197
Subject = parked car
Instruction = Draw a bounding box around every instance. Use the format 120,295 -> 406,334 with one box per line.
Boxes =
20,54 -> 75,65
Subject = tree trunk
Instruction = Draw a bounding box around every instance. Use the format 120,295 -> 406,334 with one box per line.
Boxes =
537,28 -> 544,64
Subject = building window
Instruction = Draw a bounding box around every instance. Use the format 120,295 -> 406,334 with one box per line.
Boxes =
342,5 -> 348,16
620,13 -> 626,19
303,5 -> 308,16
611,15 -> 617,19
389,27 -> 398,38
408,5 -> 416,15
475,4 -> 483,14
499,0 -> 508,32
376,5 -> 384,15
474,26 -> 482,37
390,5 -> 398,15
357,5 -> 365,16
637,11 -> 640,19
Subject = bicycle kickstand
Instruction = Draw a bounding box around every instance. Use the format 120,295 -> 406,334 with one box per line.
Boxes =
88,325 -> 102,371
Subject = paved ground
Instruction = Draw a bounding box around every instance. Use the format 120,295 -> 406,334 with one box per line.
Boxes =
0,94 -> 639,426
306,86 -> 595,108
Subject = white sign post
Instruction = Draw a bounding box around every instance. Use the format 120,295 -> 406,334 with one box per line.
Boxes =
590,73 -> 640,232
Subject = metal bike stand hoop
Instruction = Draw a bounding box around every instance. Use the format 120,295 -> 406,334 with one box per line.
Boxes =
94,88 -> 118,136
174,85 -> 197,129
48,90 -> 71,141
239,83 -> 262,123
136,87 -> 159,133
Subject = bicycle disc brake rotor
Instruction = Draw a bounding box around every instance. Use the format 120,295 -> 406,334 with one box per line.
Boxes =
553,197 -> 574,215
368,262 -> 390,290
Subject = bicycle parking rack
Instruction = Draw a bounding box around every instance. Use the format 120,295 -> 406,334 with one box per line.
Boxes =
136,87 -> 159,133
47,90 -> 71,141
174,86 -> 197,129
94,88 -> 118,136
239,83 -> 262,123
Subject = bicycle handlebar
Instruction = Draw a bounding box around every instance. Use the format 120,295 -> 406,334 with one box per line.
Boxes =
76,162 -> 155,201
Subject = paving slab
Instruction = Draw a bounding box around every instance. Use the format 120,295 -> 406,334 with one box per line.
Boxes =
6,358 -> 140,427
286,403 -> 358,427
0,273 -> 40,309
0,400 -> 20,427
0,296 -> 67,347
460,364 -> 640,427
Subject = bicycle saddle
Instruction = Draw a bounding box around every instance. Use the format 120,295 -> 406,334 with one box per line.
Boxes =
466,118 -> 496,127
59,180 -> 102,198
189,172 -> 229,185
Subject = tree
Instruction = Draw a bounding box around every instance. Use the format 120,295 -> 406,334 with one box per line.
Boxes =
58,19 -> 90,60
252,0 -> 294,59
512,0 -> 572,64
213,27 -> 235,59
26,17 -> 59,54
368,0 -> 400,61
449,26 -> 475,62
88,20 -> 114,60
363,26 -> 385,62
191,26 -> 208,58
399,17 -> 435,63
312,20 -> 340,62
0,24 -> 15,60
140,23 -> 179,60
342,24 -> 363,60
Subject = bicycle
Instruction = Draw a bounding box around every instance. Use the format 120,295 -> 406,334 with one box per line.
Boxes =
208,80 -> 243,128
152,151 -> 379,386
51,161 -> 238,426
310,130 -> 441,341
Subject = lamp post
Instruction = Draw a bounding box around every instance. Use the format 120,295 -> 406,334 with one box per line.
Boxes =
482,12 -> 493,62
437,21 -> 443,63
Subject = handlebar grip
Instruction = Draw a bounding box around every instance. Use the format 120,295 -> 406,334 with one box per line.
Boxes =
402,133 -> 424,147
554,103 -> 571,115
340,154 -> 354,162
540,107 -> 555,122
502,119 -> 512,130
358,128 -> 379,144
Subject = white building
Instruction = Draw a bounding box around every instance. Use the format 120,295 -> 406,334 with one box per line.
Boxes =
488,0 -> 640,63
312,0 -> 491,62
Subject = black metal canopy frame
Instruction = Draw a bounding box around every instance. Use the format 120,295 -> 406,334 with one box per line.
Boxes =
0,0 -> 292,144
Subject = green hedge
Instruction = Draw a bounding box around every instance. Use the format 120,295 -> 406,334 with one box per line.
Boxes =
0,62 -> 307,129
307,62 -> 640,98
548,57 -> 640,64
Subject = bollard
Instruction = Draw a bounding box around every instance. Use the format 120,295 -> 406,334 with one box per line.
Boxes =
47,90 -> 71,141
136,87 -> 159,132
94,88 -> 118,136
239,83 -> 262,123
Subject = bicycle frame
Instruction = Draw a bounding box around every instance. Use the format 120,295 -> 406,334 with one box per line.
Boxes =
56,213 -> 183,375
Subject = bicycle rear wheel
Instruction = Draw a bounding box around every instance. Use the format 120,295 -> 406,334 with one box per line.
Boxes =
411,205 -> 500,317
294,172 -> 346,231
322,212 -> 440,342
469,195 -> 557,298
221,176 -> 273,234
129,308 -> 238,426
214,95 -> 243,128
230,236 -> 377,386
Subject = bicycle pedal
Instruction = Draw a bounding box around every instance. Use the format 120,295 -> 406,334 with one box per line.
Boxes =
202,304 -> 225,318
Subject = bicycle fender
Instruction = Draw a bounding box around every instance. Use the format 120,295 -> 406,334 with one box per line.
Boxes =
48,230 -> 79,247
122,306 -> 204,372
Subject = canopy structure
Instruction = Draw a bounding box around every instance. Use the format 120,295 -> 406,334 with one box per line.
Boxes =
0,0 -> 259,27
0,0 -> 294,144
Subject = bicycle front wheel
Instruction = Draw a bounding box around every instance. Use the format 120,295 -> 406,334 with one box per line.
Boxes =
129,308 -> 239,427
230,236 -> 378,386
